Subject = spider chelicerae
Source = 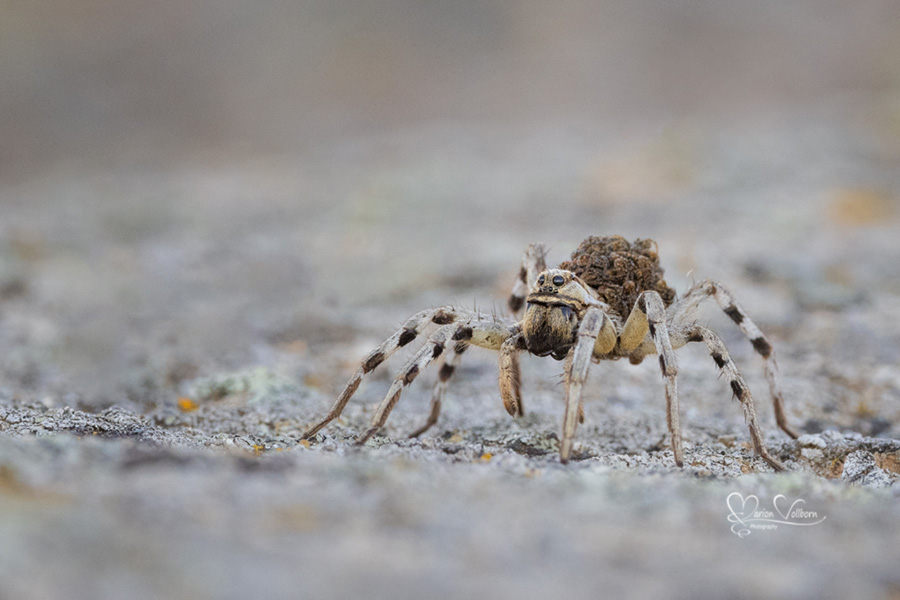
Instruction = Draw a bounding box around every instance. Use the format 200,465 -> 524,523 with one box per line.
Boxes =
302,235 -> 798,470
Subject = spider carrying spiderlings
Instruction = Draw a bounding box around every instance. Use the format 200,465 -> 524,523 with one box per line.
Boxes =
301,235 -> 798,470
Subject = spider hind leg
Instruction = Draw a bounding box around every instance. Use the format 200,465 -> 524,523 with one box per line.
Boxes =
685,325 -> 787,471
670,279 -> 798,439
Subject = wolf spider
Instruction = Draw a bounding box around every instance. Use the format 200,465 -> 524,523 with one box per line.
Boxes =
302,236 -> 798,470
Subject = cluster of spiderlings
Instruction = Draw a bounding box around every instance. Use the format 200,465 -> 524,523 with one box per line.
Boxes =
558,235 -> 676,317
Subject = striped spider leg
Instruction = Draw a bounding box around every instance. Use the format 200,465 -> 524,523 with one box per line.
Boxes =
300,306 -> 514,442
667,279 -> 799,440
606,290 -> 788,471
301,235 -> 795,471
407,242 -> 548,437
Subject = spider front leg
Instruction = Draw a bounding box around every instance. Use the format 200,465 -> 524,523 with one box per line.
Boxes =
409,244 -> 544,439
560,307 -> 610,462
508,243 -> 547,316
301,306 -> 480,440
669,279 -> 799,439
407,340 -> 469,438
559,310 -> 617,435
620,291 -> 684,466
498,330 -> 526,417
500,243 -> 548,419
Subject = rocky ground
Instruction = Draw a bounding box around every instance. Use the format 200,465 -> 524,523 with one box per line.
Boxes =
3,2 -> 900,599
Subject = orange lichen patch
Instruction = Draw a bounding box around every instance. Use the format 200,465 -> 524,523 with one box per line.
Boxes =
0,465 -> 67,503
824,457 -> 845,479
9,230 -> 48,262
875,452 -> 900,475
828,188 -> 895,226
177,397 -> 199,412
278,340 -> 309,354
479,452 -> 493,462
823,263 -> 854,287
269,504 -> 319,532
854,399 -> 879,419
303,373 -> 326,388
581,131 -> 698,205
0,465 -> 38,497
252,444 -> 265,456
297,439 -> 310,449
717,435 -> 737,448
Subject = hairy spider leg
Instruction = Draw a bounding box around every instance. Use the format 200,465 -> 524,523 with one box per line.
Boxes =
499,242 -> 549,419
508,243 -> 548,316
411,245 -> 546,437
300,306 -> 483,440
669,279 -> 798,439
677,325 -> 787,472
498,330 -> 526,417
560,306 -> 611,462
356,319 -> 513,444
618,291 -> 683,466
410,244 -> 545,438
407,340 -> 469,438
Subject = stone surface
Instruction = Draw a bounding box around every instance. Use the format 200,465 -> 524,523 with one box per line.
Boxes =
2,2 -> 900,599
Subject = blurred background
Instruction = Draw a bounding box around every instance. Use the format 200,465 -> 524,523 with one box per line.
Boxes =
3,4 -> 900,599
1,0 -> 900,405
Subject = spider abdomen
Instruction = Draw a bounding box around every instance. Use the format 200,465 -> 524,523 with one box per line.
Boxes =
558,235 -> 676,318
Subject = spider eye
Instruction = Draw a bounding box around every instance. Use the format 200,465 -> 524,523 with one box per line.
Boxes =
538,275 -> 545,285
552,275 -> 565,286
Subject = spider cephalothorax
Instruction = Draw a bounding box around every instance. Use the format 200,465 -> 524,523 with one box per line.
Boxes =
302,236 -> 799,471
522,269 -> 595,359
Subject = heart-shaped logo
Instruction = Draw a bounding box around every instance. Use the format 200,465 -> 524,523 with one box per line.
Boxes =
773,494 -> 803,521
726,491 -> 826,537
726,492 -> 759,525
